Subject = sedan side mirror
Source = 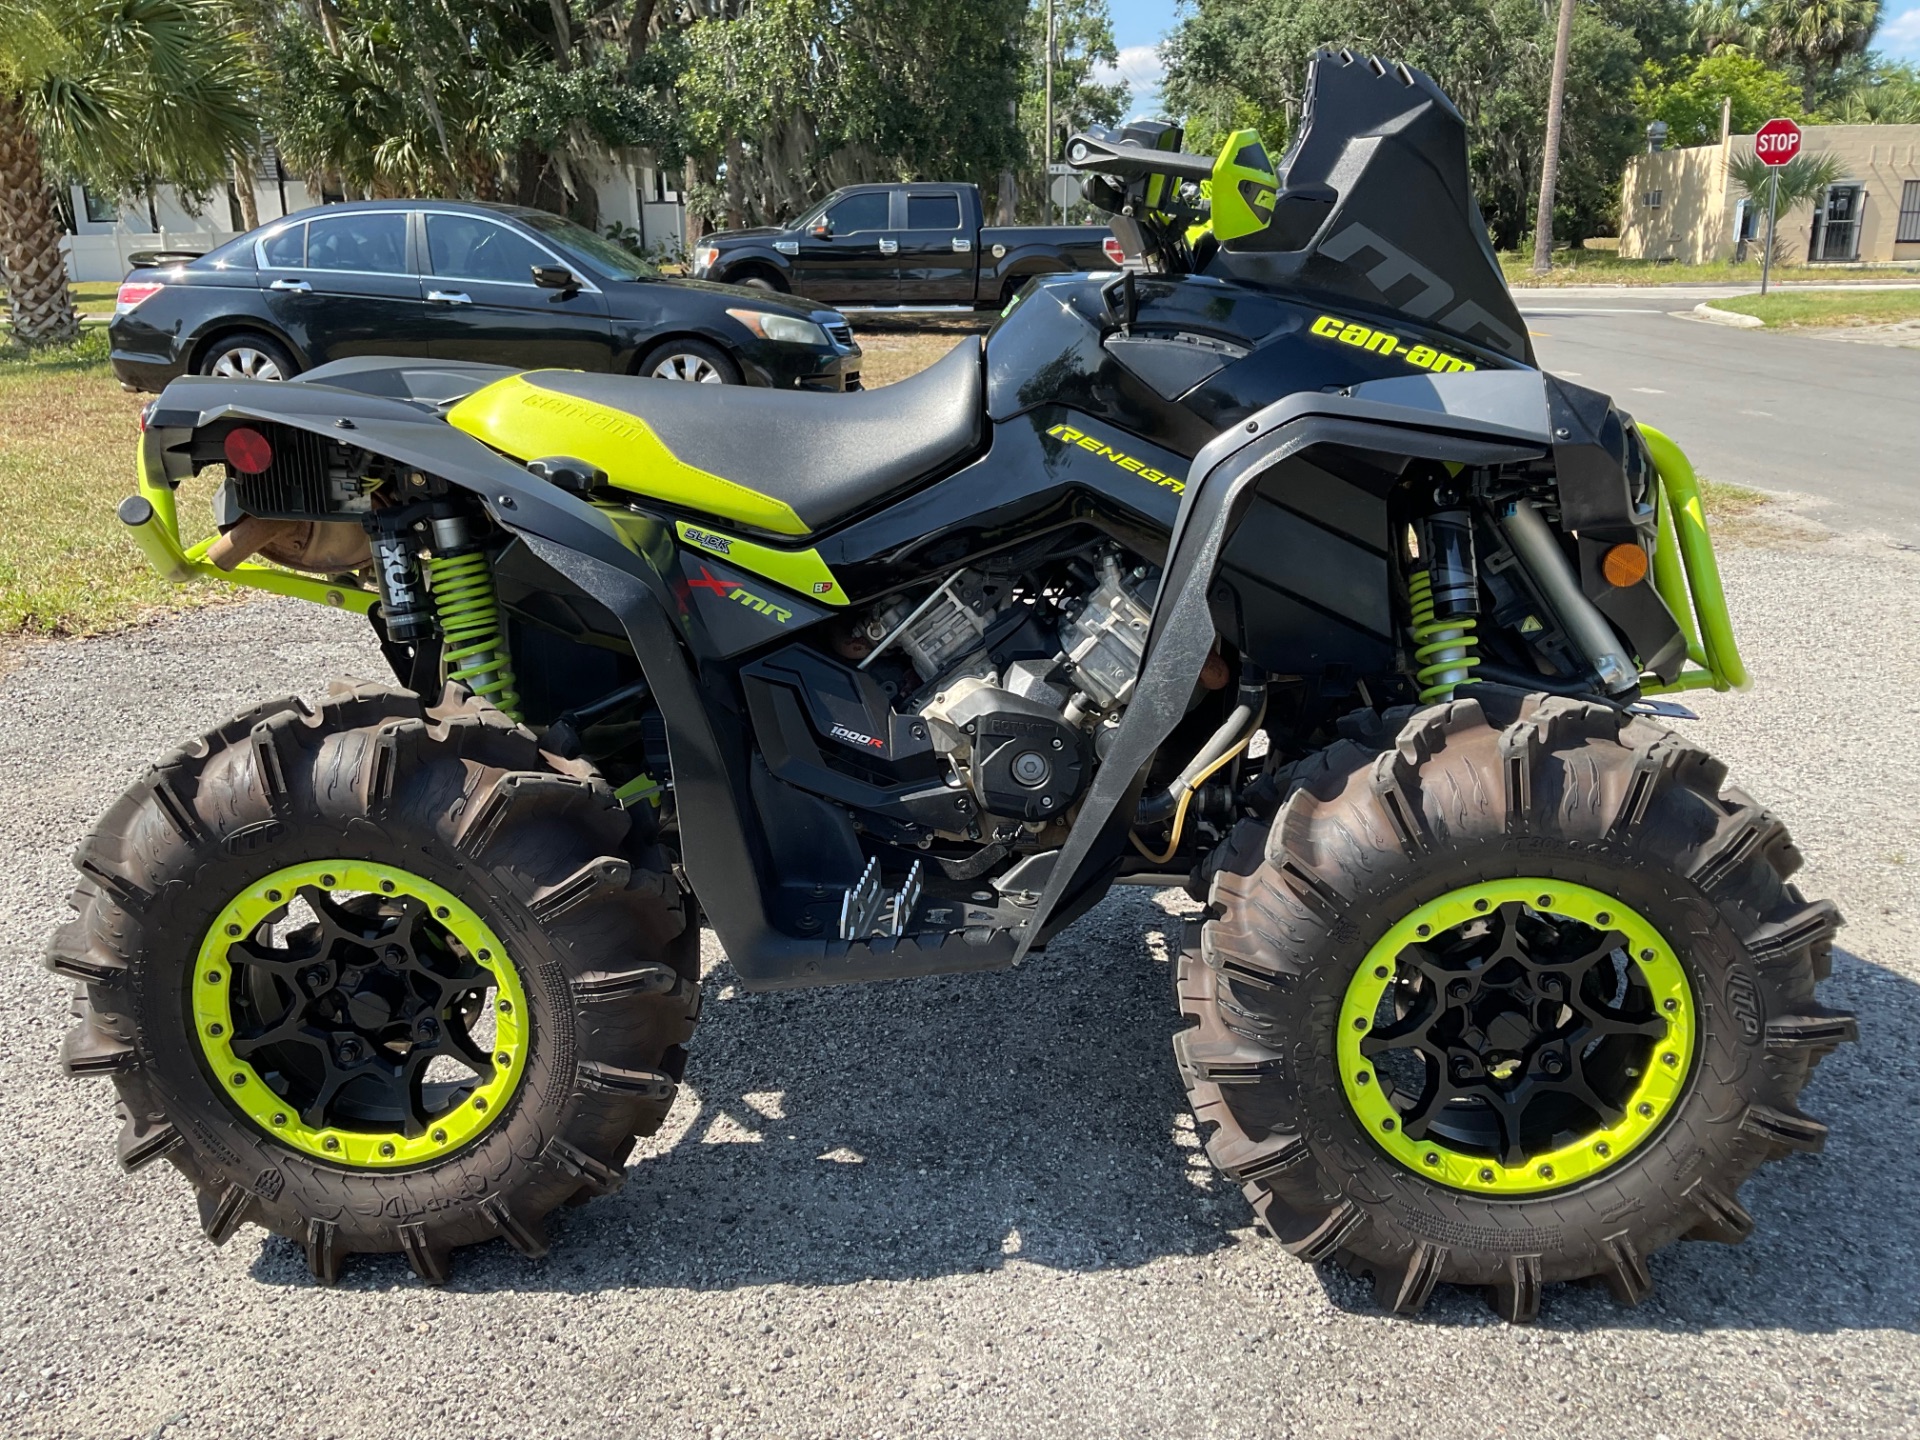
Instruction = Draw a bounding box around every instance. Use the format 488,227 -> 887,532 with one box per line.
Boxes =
531,265 -> 581,293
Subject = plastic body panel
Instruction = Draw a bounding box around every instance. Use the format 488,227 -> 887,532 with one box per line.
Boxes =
984,272 -> 1523,463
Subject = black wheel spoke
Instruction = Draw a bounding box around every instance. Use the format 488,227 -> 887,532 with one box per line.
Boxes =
1397,943 -> 1460,993
1570,930 -> 1629,976
228,936 -> 321,980
231,1010 -> 327,1060
300,886 -> 382,949
1358,1006 -> 1440,1059
1399,1080 -> 1476,1141
1485,1089 -> 1531,1167
1579,1010 -> 1669,1041
1561,1068 -> 1628,1127
298,1064 -> 355,1129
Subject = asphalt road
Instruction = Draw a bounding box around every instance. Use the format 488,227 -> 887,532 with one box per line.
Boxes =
1511,286 -> 1920,542
3,554 -> 1918,1437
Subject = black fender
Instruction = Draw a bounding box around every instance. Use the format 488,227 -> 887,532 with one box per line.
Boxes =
710,247 -> 795,288
144,366 -> 1017,990
1018,372 -> 1554,956
185,314 -> 309,374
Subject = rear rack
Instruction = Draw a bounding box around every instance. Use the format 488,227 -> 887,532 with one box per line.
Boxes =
119,435 -> 376,615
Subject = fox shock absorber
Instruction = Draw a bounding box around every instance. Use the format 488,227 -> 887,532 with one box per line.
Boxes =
370,515 -> 435,643
427,515 -> 522,720
1408,507 -> 1482,703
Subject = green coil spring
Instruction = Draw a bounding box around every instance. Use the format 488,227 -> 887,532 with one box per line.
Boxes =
427,550 -> 522,720
1407,567 -> 1481,704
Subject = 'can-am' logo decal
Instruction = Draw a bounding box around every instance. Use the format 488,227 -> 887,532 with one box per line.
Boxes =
1308,314 -> 1477,374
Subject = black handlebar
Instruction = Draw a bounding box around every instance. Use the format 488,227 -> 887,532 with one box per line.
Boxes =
1064,132 -> 1214,183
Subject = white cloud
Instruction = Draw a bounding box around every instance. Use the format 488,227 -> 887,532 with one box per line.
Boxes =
1882,2 -> 1920,58
1091,43 -> 1167,119
1100,43 -> 1166,88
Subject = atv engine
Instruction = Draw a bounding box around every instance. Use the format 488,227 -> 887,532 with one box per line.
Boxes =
856,547 -> 1155,829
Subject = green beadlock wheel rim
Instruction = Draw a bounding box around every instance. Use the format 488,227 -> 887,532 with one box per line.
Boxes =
192,860 -> 529,1169
1338,878 -> 1696,1196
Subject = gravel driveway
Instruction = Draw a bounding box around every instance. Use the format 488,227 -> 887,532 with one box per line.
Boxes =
2,533 -> 1915,1440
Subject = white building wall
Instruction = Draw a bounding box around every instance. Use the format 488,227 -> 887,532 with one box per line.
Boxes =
63,152 -> 684,282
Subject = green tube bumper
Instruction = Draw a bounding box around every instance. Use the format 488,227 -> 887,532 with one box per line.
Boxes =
123,441 -> 375,615
1637,425 -> 1748,695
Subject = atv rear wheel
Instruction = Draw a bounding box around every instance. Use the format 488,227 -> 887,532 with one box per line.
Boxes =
1176,690 -> 1853,1320
50,682 -> 699,1283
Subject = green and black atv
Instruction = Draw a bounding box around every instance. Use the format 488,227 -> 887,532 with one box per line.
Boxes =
55,50 -> 1852,1318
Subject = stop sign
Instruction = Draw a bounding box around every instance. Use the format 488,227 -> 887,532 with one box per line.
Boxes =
1755,118 -> 1802,167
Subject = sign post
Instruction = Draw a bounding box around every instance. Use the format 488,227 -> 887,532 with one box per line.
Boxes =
1753,117 -> 1802,297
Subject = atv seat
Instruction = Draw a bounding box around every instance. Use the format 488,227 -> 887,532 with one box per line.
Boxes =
447,337 -> 984,538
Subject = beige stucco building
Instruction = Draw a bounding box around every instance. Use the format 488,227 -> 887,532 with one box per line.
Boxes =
1619,124 -> 1920,266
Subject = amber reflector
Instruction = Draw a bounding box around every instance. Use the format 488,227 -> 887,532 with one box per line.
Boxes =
1602,542 -> 1649,588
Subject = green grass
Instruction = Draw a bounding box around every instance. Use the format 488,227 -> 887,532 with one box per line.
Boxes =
0,329 -> 230,642
1500,251 -> 1920,287
1703,289 -> 1920,328
71,281 -> 119,315
0,281 -> 121,323
1698,476 -> 1769,519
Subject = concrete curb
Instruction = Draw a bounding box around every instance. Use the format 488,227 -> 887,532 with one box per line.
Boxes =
1689,302 -> 1765,328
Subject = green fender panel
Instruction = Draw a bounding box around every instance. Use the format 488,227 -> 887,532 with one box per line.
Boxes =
447,373 -> 810,537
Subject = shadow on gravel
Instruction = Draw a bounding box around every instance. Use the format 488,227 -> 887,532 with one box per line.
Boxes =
244,907 -> 1912,1336
1307,943 -> 1919,1334
247,887 -> 1244,1294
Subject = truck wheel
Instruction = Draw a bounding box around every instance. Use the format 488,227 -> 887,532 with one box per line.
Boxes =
49,681 -> 699,1283
1176,690 -> 1853,1321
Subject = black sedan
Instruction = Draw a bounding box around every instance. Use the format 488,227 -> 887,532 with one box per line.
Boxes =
108,200 -> 862,392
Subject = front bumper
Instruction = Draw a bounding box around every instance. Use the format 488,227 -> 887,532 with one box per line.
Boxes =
748,340 -> 864,393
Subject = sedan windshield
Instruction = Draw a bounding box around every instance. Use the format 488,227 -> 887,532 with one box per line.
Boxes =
520,214 -> 657,281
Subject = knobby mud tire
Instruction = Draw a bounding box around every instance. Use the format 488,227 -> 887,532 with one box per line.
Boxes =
1176,689 -> 1855,1321
49,682 -> 700,1283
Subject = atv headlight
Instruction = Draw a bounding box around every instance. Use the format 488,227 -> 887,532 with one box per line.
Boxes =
727,308 -> 827,346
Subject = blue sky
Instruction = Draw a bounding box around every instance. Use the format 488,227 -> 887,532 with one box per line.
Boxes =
1092,0 -> 1920,123
1883,1 -> 1920,62
1095,0 -> 1176,119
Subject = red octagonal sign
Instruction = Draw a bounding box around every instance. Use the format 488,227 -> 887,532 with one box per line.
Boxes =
1755,117 -> 1803,167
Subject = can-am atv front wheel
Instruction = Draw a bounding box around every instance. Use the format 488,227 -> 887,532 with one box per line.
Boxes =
50,682 -> 698,1282
1177,691 -> 1854,1321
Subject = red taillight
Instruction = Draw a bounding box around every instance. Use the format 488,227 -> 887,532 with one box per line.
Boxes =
1102,236 -> 1127,266
223,426 -> 273,474
115,281 -> 164,314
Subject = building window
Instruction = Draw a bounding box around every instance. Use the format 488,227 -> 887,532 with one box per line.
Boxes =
1899,180 -> 1920,244
1644,189 -> 1664,210
82,186 -> 117,223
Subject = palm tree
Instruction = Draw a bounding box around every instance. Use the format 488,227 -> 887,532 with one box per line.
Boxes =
1758,0 -> 1879,110
0,0 -> 255,347
1727,149 -> 1844,265
1531,0 -> 1578,274
1688,0 -> 1759,54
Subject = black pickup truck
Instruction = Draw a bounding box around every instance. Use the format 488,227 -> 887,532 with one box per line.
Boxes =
691,182 -> 1120,310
